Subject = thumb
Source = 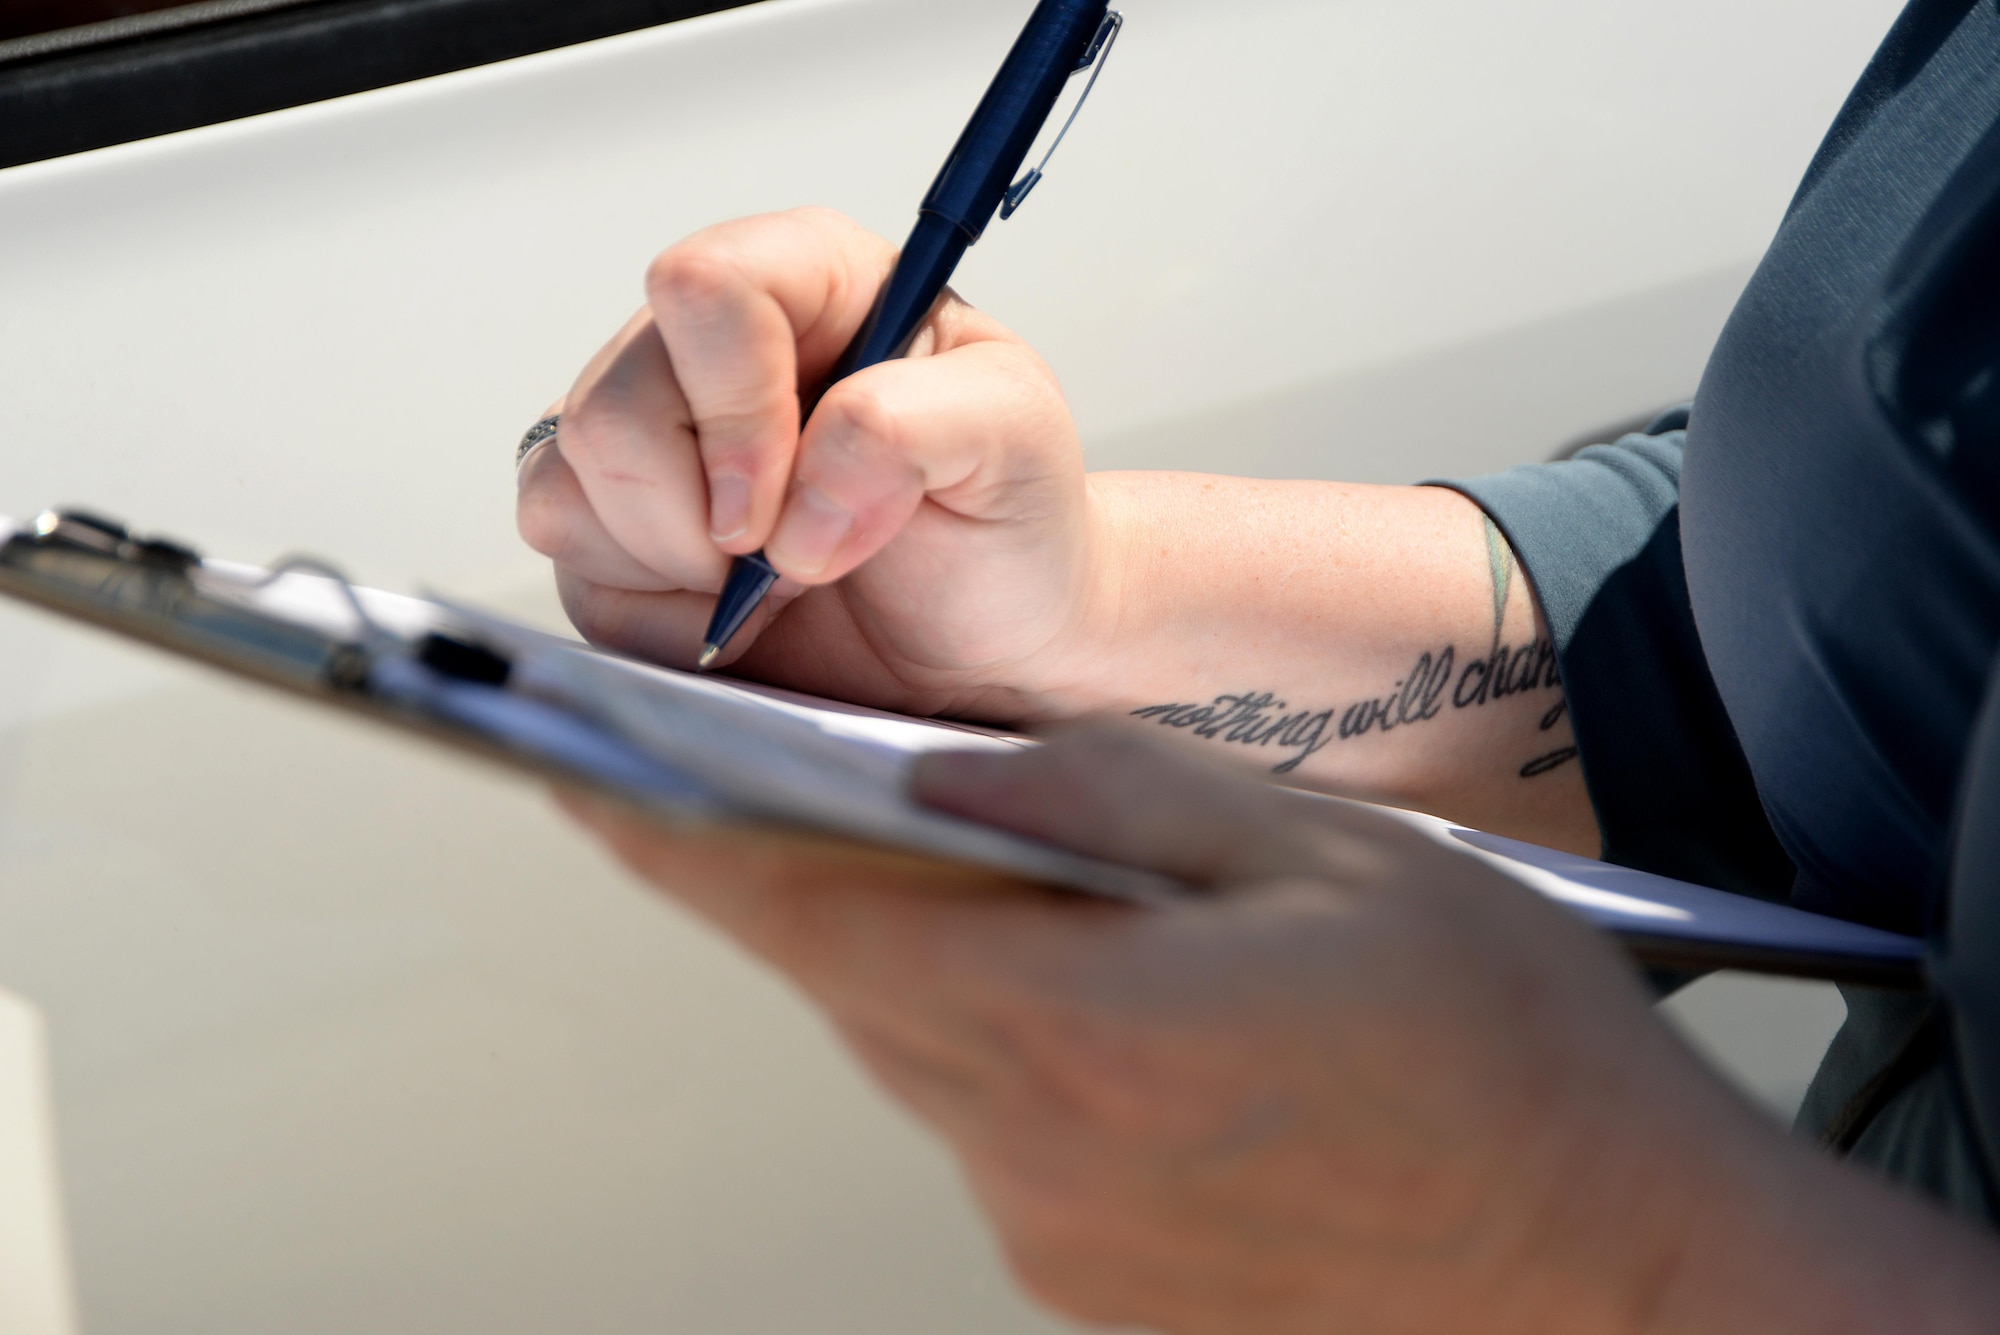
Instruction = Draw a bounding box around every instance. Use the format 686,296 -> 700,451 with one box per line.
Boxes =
910,718 -> 1321,885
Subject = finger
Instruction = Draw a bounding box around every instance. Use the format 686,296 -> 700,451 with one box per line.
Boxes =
514,396 -> 567,471
559,787 -> 1024,974
559,789 -> 1022,1044
554,568 -> 785,672
558,309 -> 728,591
764,336 -> 1077,584
517,436 -> 681,592
911,720 -> 1322,884
646,208 -> 899,555
557,789 -> 1118,1055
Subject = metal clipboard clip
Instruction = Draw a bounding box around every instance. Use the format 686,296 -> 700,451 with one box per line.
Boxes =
1000,8 -> 1125,220
0,507 -> 716,812
0,509 -> 512,695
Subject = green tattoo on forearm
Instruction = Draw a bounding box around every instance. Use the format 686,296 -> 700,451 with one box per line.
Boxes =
1483,515 -> 1513,649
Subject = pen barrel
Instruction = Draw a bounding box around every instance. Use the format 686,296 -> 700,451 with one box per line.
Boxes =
809,217 -> 969,411
921,0 -> 1111,244
807,0 -> 1108,416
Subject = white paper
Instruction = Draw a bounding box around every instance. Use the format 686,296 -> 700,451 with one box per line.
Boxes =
4,532 -> 1929,962
1387,808 -> 1923,967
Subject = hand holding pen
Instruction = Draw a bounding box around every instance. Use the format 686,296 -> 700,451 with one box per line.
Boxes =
517,1 -> 1124,708
694,0 -> 1123,667
515,204 -> 1105,716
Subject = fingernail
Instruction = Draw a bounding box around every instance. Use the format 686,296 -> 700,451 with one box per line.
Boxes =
707,472 -> 752,543
768,486 -> 854,577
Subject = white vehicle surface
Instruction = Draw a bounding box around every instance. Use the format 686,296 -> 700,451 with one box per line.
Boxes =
0,1 -> 1893,1329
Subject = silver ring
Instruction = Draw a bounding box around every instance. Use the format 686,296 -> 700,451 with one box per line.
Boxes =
516,414 -> 561,470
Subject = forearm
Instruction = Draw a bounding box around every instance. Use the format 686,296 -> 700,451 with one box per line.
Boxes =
1639,1119 -> 2000,1335
1034,471 -> 1597,852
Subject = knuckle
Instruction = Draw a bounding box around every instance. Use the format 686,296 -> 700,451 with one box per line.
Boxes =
785,203 -> 853,232
699,408 -> 786,468
646,245 -> 740,316
991,340 -> 1060,398
990,992 -> 1132,1107
565,581 -> 638,652
1000,985 -> 1200,1136
988,948 -> 1089,1035
817,380 -> 901,454
550,393 -> 618,473
514,477 -> 572,559
566,588 -> 618,647
785,205 -> 893,266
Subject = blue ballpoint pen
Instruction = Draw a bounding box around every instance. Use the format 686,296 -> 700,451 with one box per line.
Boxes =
697,0 -> 1124,670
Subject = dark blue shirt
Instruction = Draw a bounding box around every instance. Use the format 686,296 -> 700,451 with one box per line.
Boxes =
1450,0 -> 2000,1218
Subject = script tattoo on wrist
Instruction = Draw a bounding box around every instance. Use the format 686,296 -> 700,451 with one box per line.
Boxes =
1129,514 -> 1581,780
1131,638 -> 1562,775
1521,698 -> 1580,779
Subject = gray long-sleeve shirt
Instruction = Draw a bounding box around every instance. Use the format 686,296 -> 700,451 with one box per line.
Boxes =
1445,0 -> 2000,1220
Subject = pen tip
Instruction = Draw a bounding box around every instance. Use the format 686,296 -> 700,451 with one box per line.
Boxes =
696,645 -> 720,672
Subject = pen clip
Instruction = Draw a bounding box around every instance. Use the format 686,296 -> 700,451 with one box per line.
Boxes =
1001,8 -> 1124,221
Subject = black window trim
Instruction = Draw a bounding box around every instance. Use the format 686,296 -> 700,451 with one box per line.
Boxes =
0,0 -> 759,170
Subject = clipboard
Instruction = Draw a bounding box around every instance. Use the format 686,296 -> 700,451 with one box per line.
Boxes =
0,509 -> 1926,988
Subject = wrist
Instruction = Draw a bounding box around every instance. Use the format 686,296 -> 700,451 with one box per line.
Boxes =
1432,1000 -> 1989,1335
1627,1103 -> 2000,1335
1006,471 -> 1139,721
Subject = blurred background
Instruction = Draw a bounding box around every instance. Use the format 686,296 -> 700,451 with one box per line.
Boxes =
0,0 -> 1897,1330
2,0 -> 187,44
